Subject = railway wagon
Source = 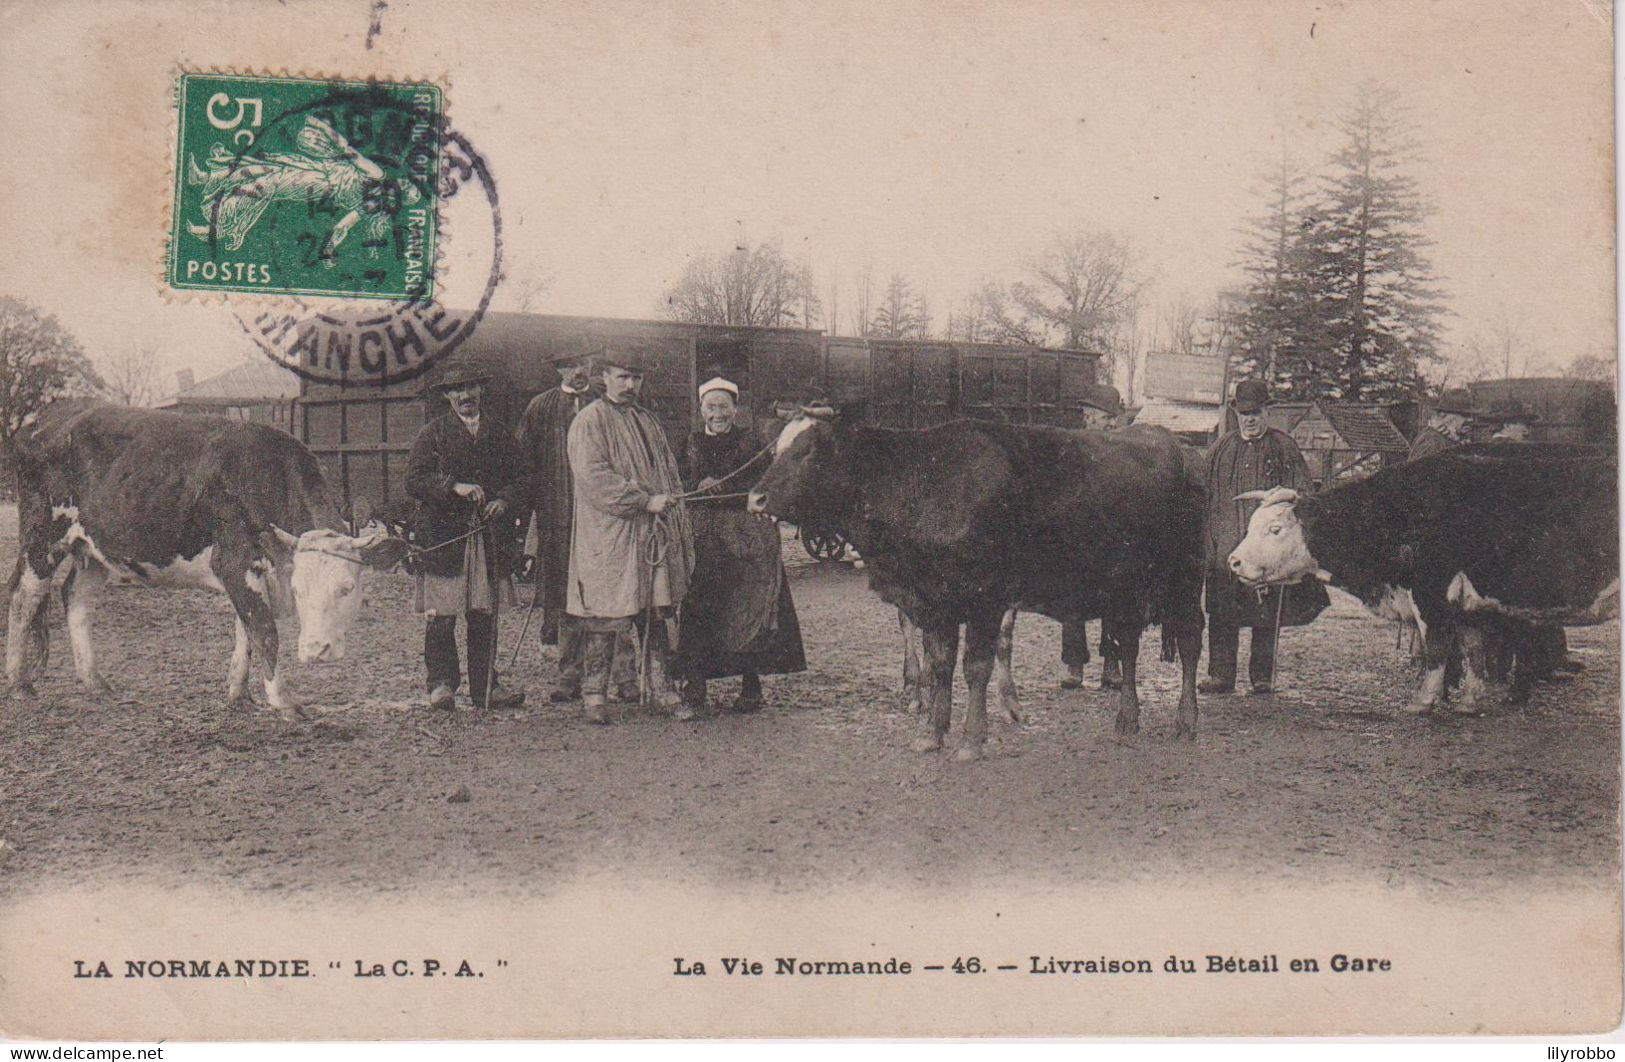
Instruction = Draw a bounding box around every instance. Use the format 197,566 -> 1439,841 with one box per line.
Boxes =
295,311 -> 1101,510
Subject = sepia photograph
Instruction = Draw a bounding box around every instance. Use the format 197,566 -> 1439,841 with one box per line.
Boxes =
0,0 -> 1616,1041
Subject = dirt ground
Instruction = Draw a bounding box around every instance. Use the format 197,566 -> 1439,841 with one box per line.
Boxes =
0,506 -> 1617,901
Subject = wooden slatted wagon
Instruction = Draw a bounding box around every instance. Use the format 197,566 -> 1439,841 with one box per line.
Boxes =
294,312 -> 1103,559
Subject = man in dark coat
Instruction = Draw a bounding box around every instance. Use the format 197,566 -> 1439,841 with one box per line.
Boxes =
405,363 -> 528,711
1408,388 -> 1478,461
1200,378 -> 1327,695
1060,382 -> 1126,691
515,341 -> 635,703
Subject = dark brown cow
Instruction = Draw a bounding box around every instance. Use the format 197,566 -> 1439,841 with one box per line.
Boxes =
749,413 -> 1205,760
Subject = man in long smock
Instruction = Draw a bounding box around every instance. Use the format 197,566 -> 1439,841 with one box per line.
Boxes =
566,344 -> 695,723
515,341 -> 636,703
1200,378 -> 1328,695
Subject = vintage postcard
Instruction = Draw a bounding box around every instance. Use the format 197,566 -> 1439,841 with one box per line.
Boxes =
0,0 -> 1616,1041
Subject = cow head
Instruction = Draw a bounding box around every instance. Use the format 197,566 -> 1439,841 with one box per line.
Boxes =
262,524 -> 411,662
746,405 -> 852,525
1226,487 -> 1328,587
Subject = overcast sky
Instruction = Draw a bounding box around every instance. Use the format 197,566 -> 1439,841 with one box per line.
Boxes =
0,0 -> 1614,393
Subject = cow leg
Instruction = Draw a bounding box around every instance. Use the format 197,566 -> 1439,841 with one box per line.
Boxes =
993,607 -> 1021,723
62,559 -> 112,695
909,622 -> 959,753
1407,620 -> 1452,713
7,554 -> 59,696
955,609 -> 1003,762
1172,619 -> 1201,740
899,610 -> 925,714
1113,621 -> 1143,737
227,615 -> 255,707
216,547 -> 302,717
1454,624 -> 1497,715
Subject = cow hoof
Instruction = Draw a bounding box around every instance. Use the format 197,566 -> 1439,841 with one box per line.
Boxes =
1114,713 -> 1140,737
1403,699 -> 1436,715
11,682 -> 36,699
1452,703 -> 1484,718
1004,706 -> 1024,726
1174,720 -> 1198,741
85,676 -> 114,697
952,744 -> 983,763
909,735 -> 943,753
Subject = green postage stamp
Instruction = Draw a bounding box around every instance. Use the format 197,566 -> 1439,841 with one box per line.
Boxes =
168,73 -> 443,300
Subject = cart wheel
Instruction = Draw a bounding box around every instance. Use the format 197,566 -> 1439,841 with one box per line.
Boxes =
802,530 -> 848,561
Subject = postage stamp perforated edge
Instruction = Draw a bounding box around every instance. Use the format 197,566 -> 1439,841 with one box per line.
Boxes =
159,66 -> 454,311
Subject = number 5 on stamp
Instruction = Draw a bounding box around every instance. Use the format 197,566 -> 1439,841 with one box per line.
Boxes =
167,72 -> 443,300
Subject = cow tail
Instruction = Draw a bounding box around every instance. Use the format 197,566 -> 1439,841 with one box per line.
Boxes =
1161,625 -> 1177,663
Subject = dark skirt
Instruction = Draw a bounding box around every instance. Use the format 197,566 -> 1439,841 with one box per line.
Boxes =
678,507 -> 807,680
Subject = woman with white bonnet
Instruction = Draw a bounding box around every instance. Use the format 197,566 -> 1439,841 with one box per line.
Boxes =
674,376 -> 806,713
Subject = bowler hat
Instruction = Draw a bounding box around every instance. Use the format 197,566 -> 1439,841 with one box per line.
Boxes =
597,343 -> 662,376
545,337 -> 603,366
1231,378 -> 1271,414
1081,382 -> 1124,416
425,362 -> 492,392
1432,388 -> 1478,417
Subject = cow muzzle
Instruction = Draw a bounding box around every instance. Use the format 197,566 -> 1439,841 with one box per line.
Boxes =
746,491 -> 767,514
299,639 -> 343,664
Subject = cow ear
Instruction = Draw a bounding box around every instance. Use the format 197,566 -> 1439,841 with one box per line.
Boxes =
257,526 -> 298,562
1233,488 -> 1298,506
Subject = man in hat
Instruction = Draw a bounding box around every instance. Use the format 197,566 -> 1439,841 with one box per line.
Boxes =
405,362 -> 528,711
1200,378 -> 1327,695
515,340 -> 636,703
1061,382 -> 1126,690
1409,388 -> 1479,460
565,344 -> 696,723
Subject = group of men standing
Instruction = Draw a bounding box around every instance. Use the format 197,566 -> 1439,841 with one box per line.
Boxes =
404,342 -> 801,724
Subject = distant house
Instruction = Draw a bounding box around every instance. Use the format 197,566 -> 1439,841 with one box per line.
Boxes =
1131,397 -> 1223,445
1279,401 -> 1412,485
160,361 -> 300,434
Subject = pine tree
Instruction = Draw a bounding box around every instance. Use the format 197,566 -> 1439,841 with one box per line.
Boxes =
869,273 -> 931,338
1232,149 -> 1318,394
1298,83 -> 1445,401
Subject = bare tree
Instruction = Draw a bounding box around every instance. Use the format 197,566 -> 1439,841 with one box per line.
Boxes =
1566,352 -> 1617,387
848,263 -> 875,337
1159,295 -> 1202,357
976,229 -> 1141,350
663,242 -> 821,328
0,296 -> 103,455
101,345 -> 163,407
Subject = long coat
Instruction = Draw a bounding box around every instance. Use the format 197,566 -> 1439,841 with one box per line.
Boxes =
1203,426 -> 1328,627
565,397 -> 695,620
404,412 -> 527,578
676,426 -> 806,679
515,385 -> 593,612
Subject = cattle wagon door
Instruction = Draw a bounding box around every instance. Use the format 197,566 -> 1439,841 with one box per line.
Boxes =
822,339 -> 870,406
960,348 -> 999,423
872,341 -> 953,428
1055,352 -> 1097,428
746,337 -> 822,434
1029,352 -> 1065,427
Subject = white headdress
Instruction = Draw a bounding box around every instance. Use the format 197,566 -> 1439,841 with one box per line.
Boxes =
698,376 -> 739,401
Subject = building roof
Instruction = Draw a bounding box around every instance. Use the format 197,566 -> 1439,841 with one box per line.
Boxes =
1131,397 -> 1221,435
169,360 -> 301,404
1318,404 -> 1410,452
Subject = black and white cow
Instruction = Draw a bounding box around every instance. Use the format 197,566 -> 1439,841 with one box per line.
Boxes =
1226,442 -> 1617,712
6,402 -> 407,712
749,413 -> 1206,760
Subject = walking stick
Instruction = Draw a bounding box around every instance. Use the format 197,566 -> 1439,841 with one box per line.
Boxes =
1268,581 -> 1286,690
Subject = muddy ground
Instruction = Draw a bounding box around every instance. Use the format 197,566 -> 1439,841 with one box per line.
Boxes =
0,508 -> 1617,900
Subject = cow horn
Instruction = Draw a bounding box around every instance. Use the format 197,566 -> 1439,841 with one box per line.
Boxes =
268,525 -> 301,550
1232,488 -> 1299,506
